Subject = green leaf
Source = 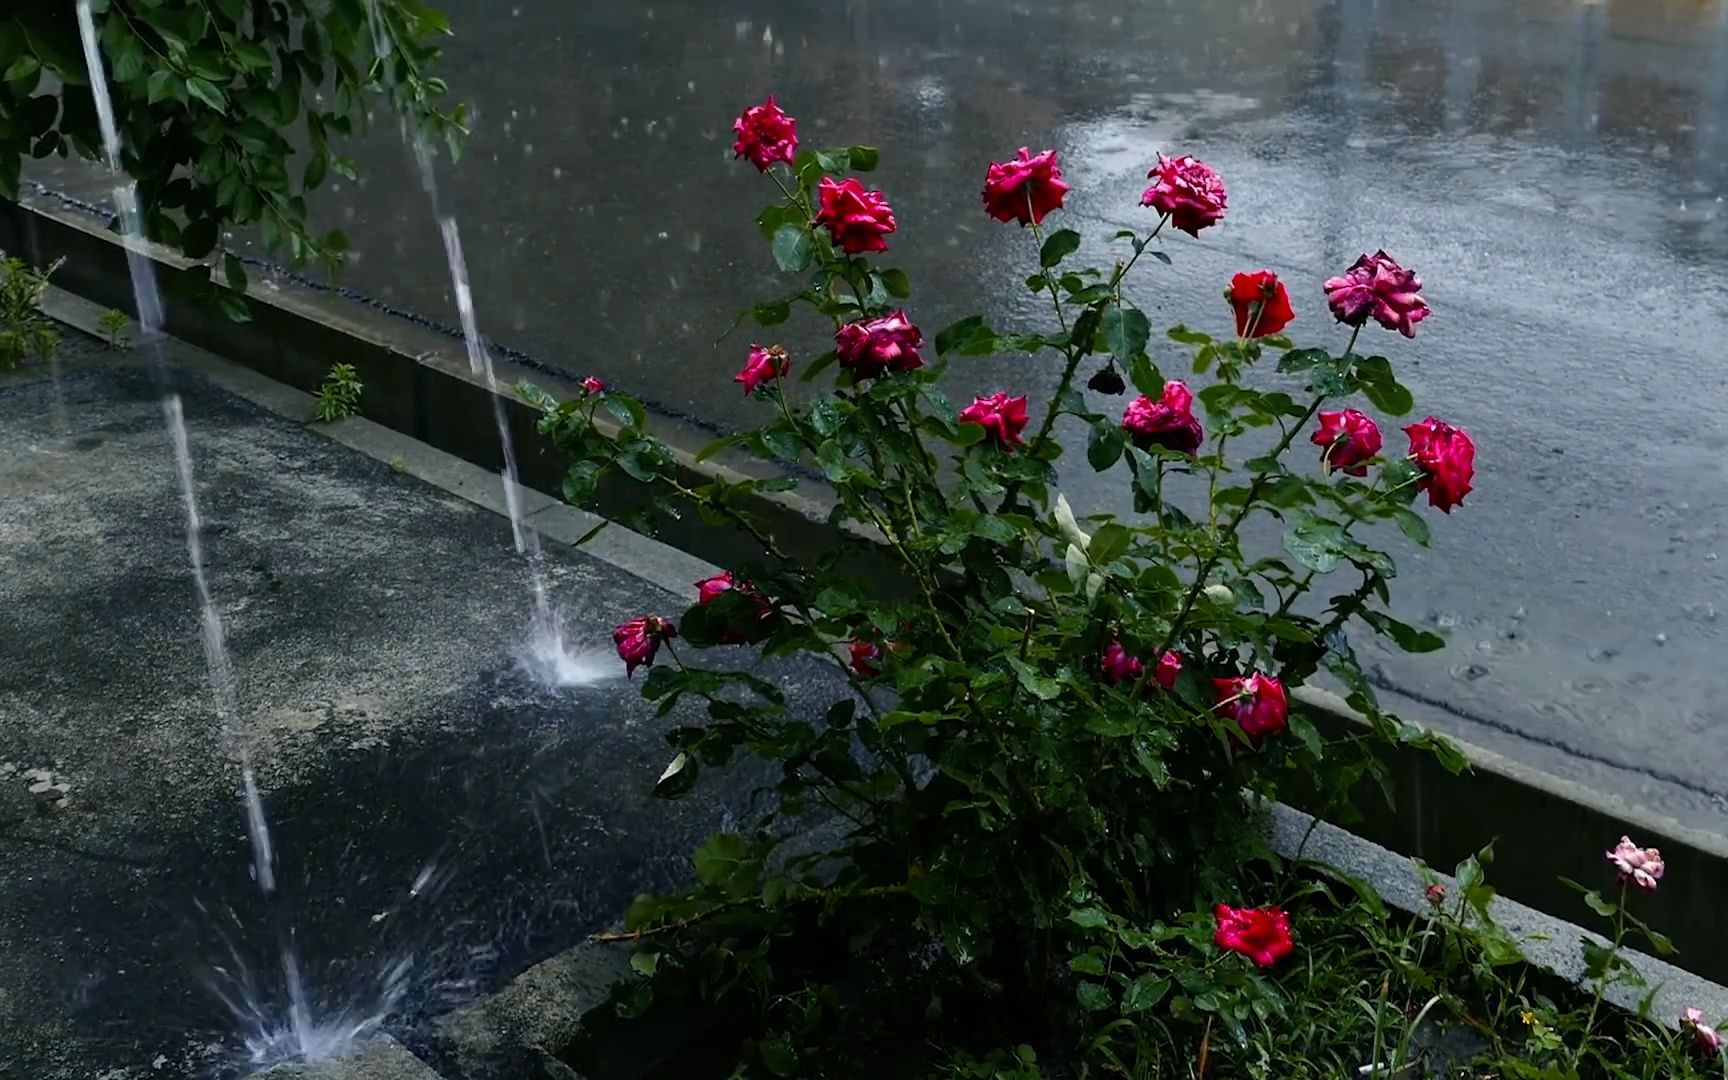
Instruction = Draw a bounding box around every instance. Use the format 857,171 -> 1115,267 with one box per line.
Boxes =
797,349 -> 838,383
846,145 -> 880,170
1122,975 -> 1170,1014
1100,304 -> 1150,360
1068,907 -> 1110,929
692,832 -> 758,895
1127,353 -> 1163,396
629,950 -> 660,977
752,300 -> 791,326
1069,953 -> 1107,975
695,433 -> 748,463
881,268 -> 910,298
1360,610 -> 1445,653
1167,325 -> 1212,346
1392,507 -> 1430,546
760,1034 -> 798,1077
1276,347 -> 1328,374
1354,355 -> 1413,416
1283,515 -> 1348,574
1039,228 -> 1082,268
770,224 -> 813,272
186,77 -> 229,114
935,315 -> 996,357
1008,657 -> 1062,701
1088,523 -> 1131,565
4,55 -> 41,83
1087,422 -> 1124,472
1076,981 -> 1112,1012
1581,890 -> 1617,919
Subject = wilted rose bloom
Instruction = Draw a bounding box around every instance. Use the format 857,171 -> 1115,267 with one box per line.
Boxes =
1140,153 -> 1227,236
1121,381 -> 1205,455
1312,409 -> 1383,476
1404,417 -> 1475,513
695,570 -> 772,644
1606,835 -> 1665,893
848,639 -> 882,678
1213,671 -> 1288,745
1424,882 -> 1447,907
735,344 -> 789,396
731,96 -> 797,171
1228,270 -> 1295,338
814,176 -> 897,255
581,376 -> 604,396
613,615 -> 676,677
981,147 -> 1070,226
1683,1009 -> 1724,1057
834,311 -> 924,380
1100,640 -> 1144,685
958,392 -> 1029,449
1323,250 -> 1431,338
1153,650 -> 1183,692
1213,904 -> 1293,968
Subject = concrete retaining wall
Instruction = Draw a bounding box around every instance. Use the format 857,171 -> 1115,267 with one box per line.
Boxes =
9,190 -> 1728,987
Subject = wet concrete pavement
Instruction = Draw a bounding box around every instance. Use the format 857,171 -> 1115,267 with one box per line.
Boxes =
25,0 -> 1728,830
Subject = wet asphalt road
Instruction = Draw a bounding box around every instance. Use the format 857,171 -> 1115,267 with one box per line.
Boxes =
28,0 -> 1728,830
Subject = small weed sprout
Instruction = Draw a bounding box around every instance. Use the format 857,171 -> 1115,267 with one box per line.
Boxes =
311,362 -> 363,423
0,255 -> 64,371
97,308 -> 131,350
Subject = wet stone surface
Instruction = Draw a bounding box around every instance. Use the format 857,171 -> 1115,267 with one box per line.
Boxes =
0,345 -> 803,1078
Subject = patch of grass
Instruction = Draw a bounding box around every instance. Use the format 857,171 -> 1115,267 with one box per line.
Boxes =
310,361 -> 363,423
0,255 -> 63,371
97,308 -> 131,351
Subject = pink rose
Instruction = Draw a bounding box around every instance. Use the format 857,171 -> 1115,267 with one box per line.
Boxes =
1312,409 -> 1383,476
1403,417 -> 1475,513
1323,250 -> 1430,338
1140,153 -> 1227,236
581,376 -> 604,396
613,615 -> 676,677
731,96 -> 797,172
814,177 -> 896,255
1424,882 -> 1447,907
834,311 -> 923,381
957,392 -> 1029,449
1121,381 -> 1205,455
1228,270 -> 1295,338
1100,640 -> 1143,685
1213,672 -> 1288,745
735,344 -> 789,396
981,147 -> 1070,226
1606,835 -> 1665,893
1153,650 -> 1182,692
1683,1009 -> 1724,1058
848,639 -> 882,678
1213,904 -> 1293,968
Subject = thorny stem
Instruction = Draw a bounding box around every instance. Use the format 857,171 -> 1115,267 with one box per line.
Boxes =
1570,879 -> 1629,1071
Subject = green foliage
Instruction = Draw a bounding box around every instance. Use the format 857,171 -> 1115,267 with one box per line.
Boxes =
0,253 -> 61,370
529,132 -> 1697,1077
97,306 -> 129,350
310,361 -> 362,422
0,2 -> 459,315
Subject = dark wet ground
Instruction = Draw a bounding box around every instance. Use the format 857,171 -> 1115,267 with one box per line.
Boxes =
25,0 -> 1728,829
0,351 -> 800,1078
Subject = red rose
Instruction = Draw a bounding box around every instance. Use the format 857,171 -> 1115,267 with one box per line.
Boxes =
1228,270 -> 1294,338
694,570 -> 773,644
613,615 -> 676,677
814,177 -> 896,255
1100,640 -> 1143,685
1213,904 -> 1293,968
834,311 -> 923,381
732,96 -> 798,172
1311,409 -> 1382,476
581,376 -> 604,396
1121,381 -> 1204,455
981,147 -> 1070,226
1424,882 -> 1447,907
1212,671 -> 1288,745
1140,153 -> 1227,236
848,639 -> 882,678
1403,417 -> 1475,513
1323,250 -> 1430,338
735,344 -> 789,396
1153,650 -> 1182,692
957,392 -> 1029,449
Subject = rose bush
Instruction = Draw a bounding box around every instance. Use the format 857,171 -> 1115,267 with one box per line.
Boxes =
526,99 -> 1708,1077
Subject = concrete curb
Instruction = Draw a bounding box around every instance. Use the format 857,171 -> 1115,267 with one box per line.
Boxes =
255,1037 -> 445,1080
11,192 -> 1728,988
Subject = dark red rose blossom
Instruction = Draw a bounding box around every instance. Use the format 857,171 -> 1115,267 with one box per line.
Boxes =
694,570 -> 773,645
1121,381 -> 1204,455
735,344 -> 789,396
1403,416 -> 1475,513
848,639 -> 882,678
1100,640 -> 1143,685
1312,409 -> 1383,476
1153,650 -> 1183,692
731,96 -> 798,172
814,177 -> 896,255
1214,904 -> 1294,968
834,311 -> 923,380
1212,671 -> 1288,745
1324,250 -> 1430,338
981,147 -> 1070,226
1141,153 -> 1227,236
957,392 -> 1029,449
1228,270 -> 1295,338
613,615 -> 676,677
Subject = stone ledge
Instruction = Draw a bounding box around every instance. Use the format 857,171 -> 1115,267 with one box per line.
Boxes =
255,1036 -> 444,1080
